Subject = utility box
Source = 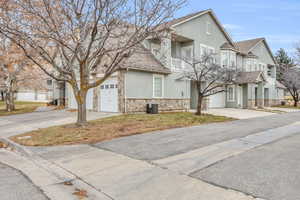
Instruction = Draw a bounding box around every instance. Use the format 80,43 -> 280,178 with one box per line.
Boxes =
146,104 -> 159,114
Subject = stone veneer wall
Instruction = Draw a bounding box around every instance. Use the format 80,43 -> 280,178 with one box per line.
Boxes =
247,100 -> 256,108
248,99 -> 280,108
268,99 -> 281,106
125,98 -> 190,113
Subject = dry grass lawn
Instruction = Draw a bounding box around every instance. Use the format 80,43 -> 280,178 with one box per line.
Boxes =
272,105 -> 300,109
11,112 -> 234,146
0,101 -> 46,116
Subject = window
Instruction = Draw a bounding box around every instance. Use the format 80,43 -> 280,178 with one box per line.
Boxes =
221,50 -> 236,68
200,44 -> 216,63
206,22 -> 211,35
267,66 -> 272,76
227,86 -> 235,101
100,85 -> 104,89
47,79 -> 53,86
153,75 -> 164,98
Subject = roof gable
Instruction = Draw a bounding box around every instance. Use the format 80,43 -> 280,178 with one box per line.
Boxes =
236,71 -> 266,84
235,38 -> 264,54
162,9 -> 236,48
235,38 -> 276,64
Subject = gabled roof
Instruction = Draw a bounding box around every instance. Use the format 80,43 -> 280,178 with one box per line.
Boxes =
120,45 -> 171,74
161,9 -> 210,28
236,71 -> 266,84
235,38 -> 276,64
159,9 -> 236,48
235,38 -> 264,54
220,42 -> 237,51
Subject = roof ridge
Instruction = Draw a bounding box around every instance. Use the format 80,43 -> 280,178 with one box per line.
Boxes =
235,37 -> 265,43
162,9 -> 211,27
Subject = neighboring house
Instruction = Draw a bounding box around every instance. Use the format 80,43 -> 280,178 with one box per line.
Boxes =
16,78 -> 64,103
0,65 -> 64,103
66,9 -> 285,113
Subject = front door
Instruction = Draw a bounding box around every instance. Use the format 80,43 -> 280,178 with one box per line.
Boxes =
255,87 -> 258,107
190,81 -> 198,109
264,88 -> 269,107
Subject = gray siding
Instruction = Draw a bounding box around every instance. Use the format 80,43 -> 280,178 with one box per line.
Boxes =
252,42 -> 275,65
125,71 -> 153,98
173,13 -> 231,63
125,70 -> 190,99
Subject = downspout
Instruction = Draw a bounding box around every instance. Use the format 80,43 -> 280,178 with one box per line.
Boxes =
124,69 -> 128,113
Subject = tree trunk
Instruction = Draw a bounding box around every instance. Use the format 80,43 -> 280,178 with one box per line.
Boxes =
75,90 -> 88,126
294,100 -> 298,107
5,91 -> 15,112
0,91 -> 4,101
196,96 -> 203,115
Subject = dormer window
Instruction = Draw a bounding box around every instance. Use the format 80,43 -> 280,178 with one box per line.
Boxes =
206,22 -> 211,35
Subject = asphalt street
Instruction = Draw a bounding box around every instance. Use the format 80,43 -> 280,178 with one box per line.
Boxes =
0,162 -> 48,200
96,111 -> 300,160
194,133 -> 300,200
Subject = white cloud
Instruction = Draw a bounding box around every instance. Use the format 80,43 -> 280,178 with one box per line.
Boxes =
223,24 -> 243,30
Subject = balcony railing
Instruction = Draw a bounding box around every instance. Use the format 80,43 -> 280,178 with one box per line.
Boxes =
171,58 -> 192,72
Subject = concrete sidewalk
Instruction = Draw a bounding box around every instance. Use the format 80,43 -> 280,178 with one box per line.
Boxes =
1,144 -> 258,200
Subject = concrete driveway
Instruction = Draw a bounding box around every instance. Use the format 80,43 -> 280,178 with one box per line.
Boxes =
0,109 -> 119,138
203,108 -> 275,119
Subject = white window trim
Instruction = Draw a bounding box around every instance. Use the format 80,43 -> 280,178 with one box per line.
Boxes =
206,21 -> 211,35
227,86 -> 235,102
200,44 -> 216,63
153,74 -> 164,98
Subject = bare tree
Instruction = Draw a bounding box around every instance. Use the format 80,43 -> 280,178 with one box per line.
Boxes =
181,54 -> 238,115
0,36 -> 29,111
278,65 -> 300,107
0,35 -> 51,111
0,0 -> 185,125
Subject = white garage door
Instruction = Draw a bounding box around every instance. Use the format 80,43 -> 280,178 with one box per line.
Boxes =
209,92 -> 225,108
100,78 -> 118,112
17,92 -> 35,101
37,93 -> 47,101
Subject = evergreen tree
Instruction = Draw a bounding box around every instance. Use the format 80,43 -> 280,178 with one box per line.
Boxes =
275,48 -> 294,80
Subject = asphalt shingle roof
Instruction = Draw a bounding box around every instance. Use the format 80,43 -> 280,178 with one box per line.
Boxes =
121,45 -> 171,74
236,71 -> 265,84
235,38 -> 264,54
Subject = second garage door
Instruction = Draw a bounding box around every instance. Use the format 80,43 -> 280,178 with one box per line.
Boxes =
99,78 -> 119,112
209,92 -> 225,108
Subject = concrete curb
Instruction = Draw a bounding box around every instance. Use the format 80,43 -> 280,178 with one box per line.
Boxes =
0,137 -> 34,157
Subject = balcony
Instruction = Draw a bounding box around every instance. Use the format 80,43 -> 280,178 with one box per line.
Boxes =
171,58 -> 192,72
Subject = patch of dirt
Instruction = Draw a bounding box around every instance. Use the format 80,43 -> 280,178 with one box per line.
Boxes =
63,181 -> 73,186
67,109 -> 78,112
73,188 -> 88,200
0,141 -> 8,148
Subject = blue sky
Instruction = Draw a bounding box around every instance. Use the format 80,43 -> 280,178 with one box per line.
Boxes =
175,0 -> 300,55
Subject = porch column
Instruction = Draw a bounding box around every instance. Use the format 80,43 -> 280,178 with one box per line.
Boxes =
247,84 -> 255,108
160,32 -> 172,68
257,82 -> 264,108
